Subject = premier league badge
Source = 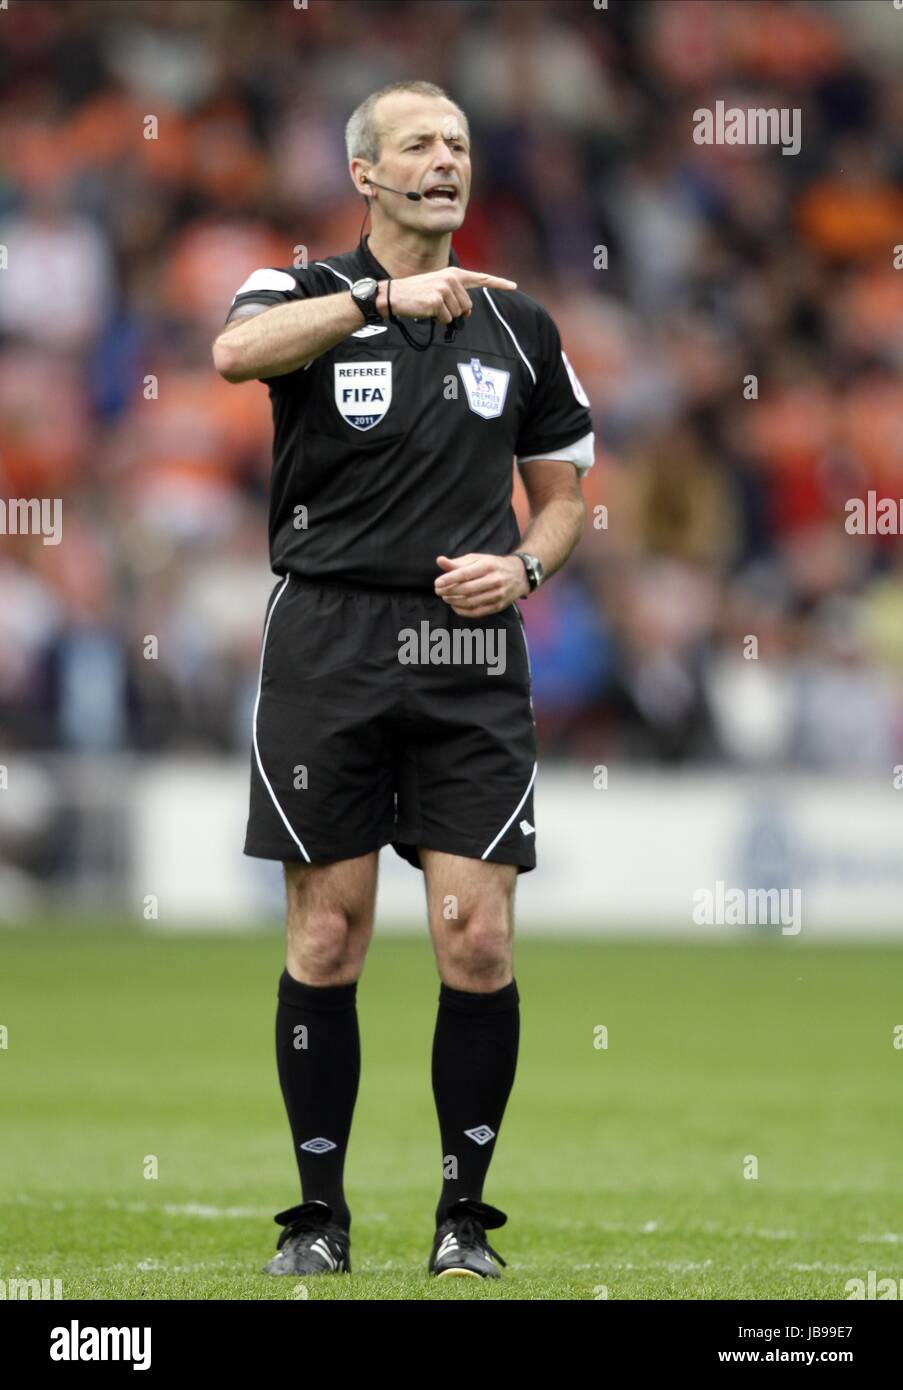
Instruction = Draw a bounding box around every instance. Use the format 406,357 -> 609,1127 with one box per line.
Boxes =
457,357 -> 510,420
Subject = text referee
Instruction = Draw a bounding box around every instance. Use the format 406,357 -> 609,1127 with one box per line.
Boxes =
212,80 -> 594,1280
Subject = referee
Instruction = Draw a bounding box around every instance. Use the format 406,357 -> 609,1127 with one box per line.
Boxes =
213,80 -> 594,1280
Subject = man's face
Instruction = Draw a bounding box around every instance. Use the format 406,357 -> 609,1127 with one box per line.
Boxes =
363,94 -> 471,232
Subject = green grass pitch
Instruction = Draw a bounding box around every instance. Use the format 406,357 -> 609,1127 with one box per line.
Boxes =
1,925 -> 900,1300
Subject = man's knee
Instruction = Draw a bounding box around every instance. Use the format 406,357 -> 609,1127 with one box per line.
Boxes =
439,900 -> 514,988
423,852 -> 516,986
283,857 -> 376,983
288,907 -> 362,977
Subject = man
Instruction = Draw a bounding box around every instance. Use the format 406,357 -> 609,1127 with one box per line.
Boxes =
212,80 -> 593,1281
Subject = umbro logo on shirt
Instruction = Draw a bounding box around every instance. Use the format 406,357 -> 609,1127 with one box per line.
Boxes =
519,819 -> 535,837
350,324 -> 388,338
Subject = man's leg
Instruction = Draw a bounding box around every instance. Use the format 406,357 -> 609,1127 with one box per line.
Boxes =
422,849 -> 520,1225
275,852 -> 378,1232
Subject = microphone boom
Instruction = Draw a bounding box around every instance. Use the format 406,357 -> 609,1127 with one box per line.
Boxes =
362,176 -> 422,202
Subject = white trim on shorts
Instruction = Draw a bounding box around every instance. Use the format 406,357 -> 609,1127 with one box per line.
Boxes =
480,761 -> 538,860
252,574 -> 311,862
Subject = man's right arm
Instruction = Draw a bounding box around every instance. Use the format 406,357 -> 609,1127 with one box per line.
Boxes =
212,289 -> 376,384
211,268 -> 517,384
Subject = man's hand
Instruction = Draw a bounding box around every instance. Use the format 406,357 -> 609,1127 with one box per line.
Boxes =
434,553 -> 528,617
378,268 -> 516,325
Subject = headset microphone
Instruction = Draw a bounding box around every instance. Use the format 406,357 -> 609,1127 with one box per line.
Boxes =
361,176 -> 422,202
358,176 -> 462,347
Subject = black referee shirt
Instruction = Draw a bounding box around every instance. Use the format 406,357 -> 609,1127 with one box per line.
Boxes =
226,235 -> 594,591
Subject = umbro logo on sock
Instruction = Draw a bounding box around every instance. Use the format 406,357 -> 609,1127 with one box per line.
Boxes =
519,819 -> 535,836
300,1137 -> 337,1154
464,1125 -> 496,1146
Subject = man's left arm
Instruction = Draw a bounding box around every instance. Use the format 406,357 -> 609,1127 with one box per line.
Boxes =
435,459 -> 585,616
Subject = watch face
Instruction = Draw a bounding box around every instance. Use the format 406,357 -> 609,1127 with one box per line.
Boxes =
518,553 -> 541,589
351,278 -> 381,325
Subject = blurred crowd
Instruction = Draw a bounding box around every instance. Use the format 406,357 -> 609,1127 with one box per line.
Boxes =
2,0 -> 903,769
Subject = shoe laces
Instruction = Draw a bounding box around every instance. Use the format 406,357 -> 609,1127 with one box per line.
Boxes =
450,1215 -> 507,1268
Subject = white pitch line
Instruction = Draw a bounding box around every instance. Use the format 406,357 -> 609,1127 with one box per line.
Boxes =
556,1219 -> 804,1242
6,1196 -> 272,1218
15,1195 -> 891,1253
98,1258 -> 239,1274
105,1201 -> 273,1218
788,1262 -> 850,1273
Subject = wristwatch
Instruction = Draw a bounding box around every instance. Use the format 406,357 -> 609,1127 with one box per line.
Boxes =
350,276 -> 383,326
515,552 -> 544,594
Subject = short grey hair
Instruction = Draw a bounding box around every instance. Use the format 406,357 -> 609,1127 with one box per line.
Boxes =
345,80 -> 468,167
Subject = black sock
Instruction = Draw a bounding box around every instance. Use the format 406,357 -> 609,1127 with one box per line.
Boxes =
275,970 -> 360,1231
431,979 -> 520,1226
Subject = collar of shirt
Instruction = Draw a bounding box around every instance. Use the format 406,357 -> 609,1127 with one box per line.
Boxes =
359,233 -> 460,281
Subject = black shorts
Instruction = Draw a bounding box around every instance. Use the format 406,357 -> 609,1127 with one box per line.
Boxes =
244,573 -> 537,872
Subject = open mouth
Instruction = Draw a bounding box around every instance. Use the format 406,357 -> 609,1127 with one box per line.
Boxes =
424,186 -> 458,202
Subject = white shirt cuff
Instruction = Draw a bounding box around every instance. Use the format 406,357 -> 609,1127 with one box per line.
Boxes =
517,430 -> 595,477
